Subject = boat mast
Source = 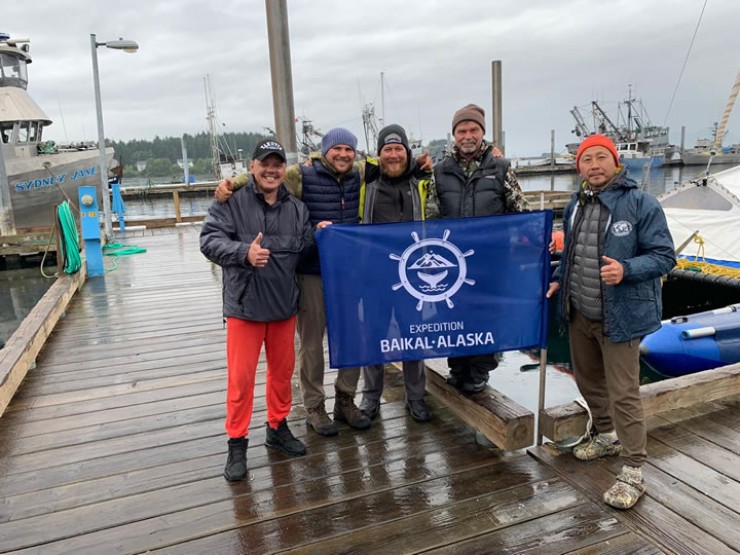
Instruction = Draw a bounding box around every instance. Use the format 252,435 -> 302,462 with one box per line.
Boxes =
204,75 -> 222,180
591,101 -> 623,141
380,71 -> 385,128
714,71 -> 740,149
570,107 -> 591,138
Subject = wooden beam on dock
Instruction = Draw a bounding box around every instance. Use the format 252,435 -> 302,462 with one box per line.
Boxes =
539,364 -> 740,442
522,190 -> 572,213
391,358 -> 535,450
0,268 -> 86,417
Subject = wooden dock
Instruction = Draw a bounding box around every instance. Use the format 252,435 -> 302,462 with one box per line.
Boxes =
0,227 -> 738,554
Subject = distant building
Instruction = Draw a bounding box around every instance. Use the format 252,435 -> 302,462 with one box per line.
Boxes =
176,159 -> 194,169
136,161 -> 147,172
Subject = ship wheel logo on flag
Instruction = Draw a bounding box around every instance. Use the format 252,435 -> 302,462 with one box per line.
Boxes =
390,229 -> 475,311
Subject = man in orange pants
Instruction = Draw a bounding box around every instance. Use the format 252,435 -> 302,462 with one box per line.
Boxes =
200,139 -> 315,481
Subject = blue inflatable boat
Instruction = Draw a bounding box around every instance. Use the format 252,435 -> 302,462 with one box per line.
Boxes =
640,304 -> 740,377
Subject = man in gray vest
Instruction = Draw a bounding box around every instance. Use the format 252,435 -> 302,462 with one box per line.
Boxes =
547,134 -> 675,509
425,103 -> 529,393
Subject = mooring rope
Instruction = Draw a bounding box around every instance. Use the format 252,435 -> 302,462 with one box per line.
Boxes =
674,234 -> 740,279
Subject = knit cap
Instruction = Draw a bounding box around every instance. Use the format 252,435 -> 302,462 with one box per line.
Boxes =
576,134 -> 619,171
452,103 -> 486,133
321,128 -> 358,155
376,124 -> 409,155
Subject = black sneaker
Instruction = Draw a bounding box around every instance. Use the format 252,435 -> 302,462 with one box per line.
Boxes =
224,437 -> 249,481
265,419 -> 307,456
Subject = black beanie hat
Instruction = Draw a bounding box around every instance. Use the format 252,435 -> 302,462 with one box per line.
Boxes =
377,124 -> 409,155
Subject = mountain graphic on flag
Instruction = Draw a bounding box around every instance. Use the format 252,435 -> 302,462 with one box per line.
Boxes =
408,252 -> 456,270
407,252 -> 456,291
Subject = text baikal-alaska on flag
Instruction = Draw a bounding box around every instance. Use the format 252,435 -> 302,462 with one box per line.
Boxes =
317,211 -> 553,369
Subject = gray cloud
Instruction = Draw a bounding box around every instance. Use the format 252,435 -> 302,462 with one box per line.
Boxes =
4,0 -> 740,155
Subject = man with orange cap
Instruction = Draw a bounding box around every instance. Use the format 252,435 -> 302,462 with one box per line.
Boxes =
546,134 -> 674,509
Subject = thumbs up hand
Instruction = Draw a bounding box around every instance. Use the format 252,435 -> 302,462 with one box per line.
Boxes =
600,255 -> 624,285
247,232 -> 270,268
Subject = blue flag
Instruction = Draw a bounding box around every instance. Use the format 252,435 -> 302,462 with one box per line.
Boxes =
317,211 -> 553,368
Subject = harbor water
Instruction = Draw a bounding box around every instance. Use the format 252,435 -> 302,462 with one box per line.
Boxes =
0,164 -> 711,414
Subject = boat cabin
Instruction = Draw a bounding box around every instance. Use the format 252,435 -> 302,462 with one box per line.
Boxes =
0,33 -> 51,159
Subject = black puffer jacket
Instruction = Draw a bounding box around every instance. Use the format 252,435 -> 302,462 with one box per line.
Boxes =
200,180 -> 314,322
433,148 -> 511,217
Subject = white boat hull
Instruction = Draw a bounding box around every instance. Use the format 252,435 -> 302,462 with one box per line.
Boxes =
5,147 -> 116,231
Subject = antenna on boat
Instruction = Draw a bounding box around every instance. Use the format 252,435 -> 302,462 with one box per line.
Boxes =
56,94 -> 69,143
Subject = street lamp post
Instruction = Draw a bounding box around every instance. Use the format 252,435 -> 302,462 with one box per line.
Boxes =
90,34 -> 138,240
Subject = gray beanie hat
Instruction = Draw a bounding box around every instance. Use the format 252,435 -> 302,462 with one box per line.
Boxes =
321,127 -> 358,155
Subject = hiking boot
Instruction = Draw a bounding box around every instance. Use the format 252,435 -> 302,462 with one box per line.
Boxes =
461,378 -> 488,394
306,403 -> 338,437
224,437 -> 249,481
359,397 -> 380,421
406,399 -> 432,423
461,366 -> 490,393
573,433 -> 622,461
446,373 -> 465,390
265,419 -> 307,457
333,390 -> 371,430
603,465 -> 646,509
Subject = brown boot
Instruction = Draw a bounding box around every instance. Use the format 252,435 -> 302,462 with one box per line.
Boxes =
306,403 -> 338,437
333,389 -> 371,430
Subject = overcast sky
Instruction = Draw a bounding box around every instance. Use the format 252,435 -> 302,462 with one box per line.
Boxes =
4,0 -> 740,156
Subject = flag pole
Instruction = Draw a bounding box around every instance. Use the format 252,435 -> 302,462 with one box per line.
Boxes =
536,347 -> 547,445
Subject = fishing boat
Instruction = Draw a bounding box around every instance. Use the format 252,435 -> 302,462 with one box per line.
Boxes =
568,88 -> 676,168
615,141 -> 664,171
0,33 -> 117,237
640,304 -> 740,377
658,164 -> 740,317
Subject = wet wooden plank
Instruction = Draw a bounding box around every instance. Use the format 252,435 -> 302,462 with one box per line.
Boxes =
655,402 -> 740,455
2,227 -> 736,555
565,532 -> 666,555
415,358 -> 534,450
0,269 -> 86,417
167,476 -> 584,554
0,408 -> 464,523
648,413 -> 740,481
421,504 -> 625,555
540,365 -> 740,442
645,434 -> 740,519
528,444 -> 740,555
0,421 -> 507,553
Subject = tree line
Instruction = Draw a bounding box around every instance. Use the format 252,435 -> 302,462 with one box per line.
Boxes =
108,133 -> 450,179
109,131 -> 268,178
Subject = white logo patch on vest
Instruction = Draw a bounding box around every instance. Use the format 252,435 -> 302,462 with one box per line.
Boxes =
611,220 -> 633,237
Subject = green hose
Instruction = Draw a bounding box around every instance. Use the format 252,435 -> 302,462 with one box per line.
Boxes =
103,242 -> 148,256
103,242 -> 147,272
57,201 -> 81,274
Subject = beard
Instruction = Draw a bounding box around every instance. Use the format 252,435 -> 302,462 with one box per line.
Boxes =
381,161 -> 406,178
458,140 -> 479,154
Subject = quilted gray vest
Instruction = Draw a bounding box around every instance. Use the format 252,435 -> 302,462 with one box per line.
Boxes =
568,198 -> 603,321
